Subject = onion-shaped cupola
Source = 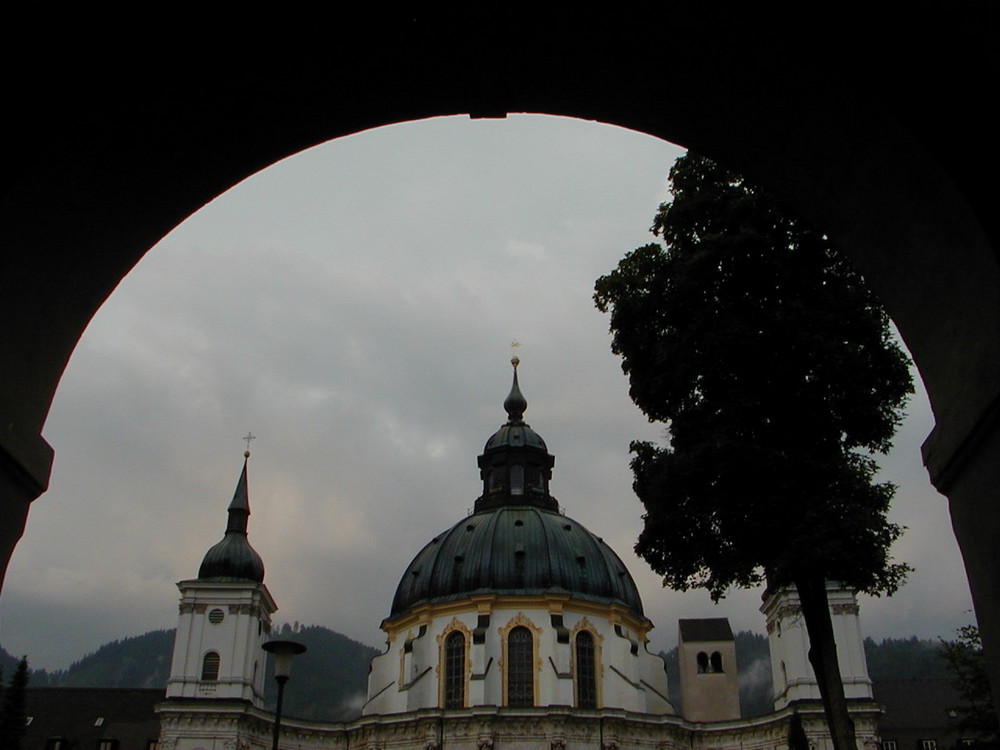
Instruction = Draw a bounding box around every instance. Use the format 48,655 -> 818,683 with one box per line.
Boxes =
198,452 -> 266,583
476,357 -> 557,512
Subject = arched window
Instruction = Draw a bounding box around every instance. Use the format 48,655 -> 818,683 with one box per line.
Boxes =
510,464 -> 524,495
443,630 -> 466,708
710,651 -> 723,673
201,651 -> 220,681
527,466 -> 544,493
575,631 -> 597,708
507,626 -> 534,706
696,651 -> 709,673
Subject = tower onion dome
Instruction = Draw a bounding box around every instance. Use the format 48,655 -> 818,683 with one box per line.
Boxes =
388,360 -> 645,620
198,454 -> 265,583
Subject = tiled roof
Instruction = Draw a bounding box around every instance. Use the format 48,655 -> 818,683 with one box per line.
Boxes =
873,677 -> 961,732
22,688 -> 164,750
678,618 -> 734,642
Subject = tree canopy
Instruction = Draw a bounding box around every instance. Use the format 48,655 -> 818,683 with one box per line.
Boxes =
594,153 -> 913,599
594,152 -> 913,750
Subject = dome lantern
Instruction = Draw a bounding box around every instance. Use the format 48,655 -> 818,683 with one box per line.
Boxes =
476,358 -> 557,513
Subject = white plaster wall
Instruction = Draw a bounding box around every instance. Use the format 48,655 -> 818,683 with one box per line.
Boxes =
166,580 -> 274,705
831,593 -> 873,699
363,602 -> 672,716
639,643 -> 674,713
763,585 -> 872,709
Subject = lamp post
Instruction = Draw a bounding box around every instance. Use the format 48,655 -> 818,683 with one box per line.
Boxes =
262,639 -> 307,750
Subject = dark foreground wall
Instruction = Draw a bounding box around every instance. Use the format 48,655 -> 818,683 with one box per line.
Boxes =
1,5 -> 998,712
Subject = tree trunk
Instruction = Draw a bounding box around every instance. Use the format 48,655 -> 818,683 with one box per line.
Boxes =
794,576 -> 858,750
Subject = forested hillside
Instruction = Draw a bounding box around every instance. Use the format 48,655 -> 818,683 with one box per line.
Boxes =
864,635 -> 949,678
1,624 -> 378,720
264,623 -> 379,721
0,630 -> 174,688
2,628 -> 948,721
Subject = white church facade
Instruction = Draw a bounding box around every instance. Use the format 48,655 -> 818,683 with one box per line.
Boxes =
156,363 -> 882,750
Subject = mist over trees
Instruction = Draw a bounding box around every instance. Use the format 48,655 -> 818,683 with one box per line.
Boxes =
263,623 -> 378,721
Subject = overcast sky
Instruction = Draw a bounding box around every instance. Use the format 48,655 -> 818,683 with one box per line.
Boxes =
0,115 -> 975,671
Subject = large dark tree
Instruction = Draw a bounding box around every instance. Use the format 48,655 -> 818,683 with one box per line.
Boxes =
594,153 -> 912,750
942,625 -> 999,748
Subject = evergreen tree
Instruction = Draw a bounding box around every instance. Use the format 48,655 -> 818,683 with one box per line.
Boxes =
864,636 -> 948,678
594,153 -> 913,750
0,657 -> 29,750
942,625 -> 998,747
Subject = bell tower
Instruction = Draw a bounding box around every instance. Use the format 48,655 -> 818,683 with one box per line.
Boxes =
165,452 -> 276,706
761,583 -> 872,710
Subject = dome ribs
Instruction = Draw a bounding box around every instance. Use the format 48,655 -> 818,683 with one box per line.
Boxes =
388,507 -> 645,620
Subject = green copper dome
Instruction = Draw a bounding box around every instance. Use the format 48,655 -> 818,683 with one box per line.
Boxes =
389,361 -> 644,620
389,505 -> 644,619
483,423 -> 548,452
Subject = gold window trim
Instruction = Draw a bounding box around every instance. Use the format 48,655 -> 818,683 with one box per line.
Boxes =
569,618 -> 604,708
436,617 -> 472,708
498,612 -> 542,707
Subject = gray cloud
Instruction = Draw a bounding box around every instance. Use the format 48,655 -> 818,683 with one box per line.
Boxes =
0,116 -> 973,671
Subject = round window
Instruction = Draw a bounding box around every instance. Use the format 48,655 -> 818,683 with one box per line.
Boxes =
208,608 -> 225,624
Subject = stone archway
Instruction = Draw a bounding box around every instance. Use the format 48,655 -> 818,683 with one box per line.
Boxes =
2,8 -> 997,691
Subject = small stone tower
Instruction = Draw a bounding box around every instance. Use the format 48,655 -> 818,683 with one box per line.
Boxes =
166,453 -> 276,706
677,618 -> 741,722
761,583 -> 872,710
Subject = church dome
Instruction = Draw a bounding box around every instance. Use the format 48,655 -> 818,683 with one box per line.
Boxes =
389,505 -> 644,618
388,359 -> 644,620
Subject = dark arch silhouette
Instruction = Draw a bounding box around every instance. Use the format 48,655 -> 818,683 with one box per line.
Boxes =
1,8 -> 998,701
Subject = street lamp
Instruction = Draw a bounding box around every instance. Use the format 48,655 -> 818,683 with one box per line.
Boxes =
262,639 -> 307,750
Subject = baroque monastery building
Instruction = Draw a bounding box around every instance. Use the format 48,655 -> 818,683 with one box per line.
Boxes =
157,362 -> 882,750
